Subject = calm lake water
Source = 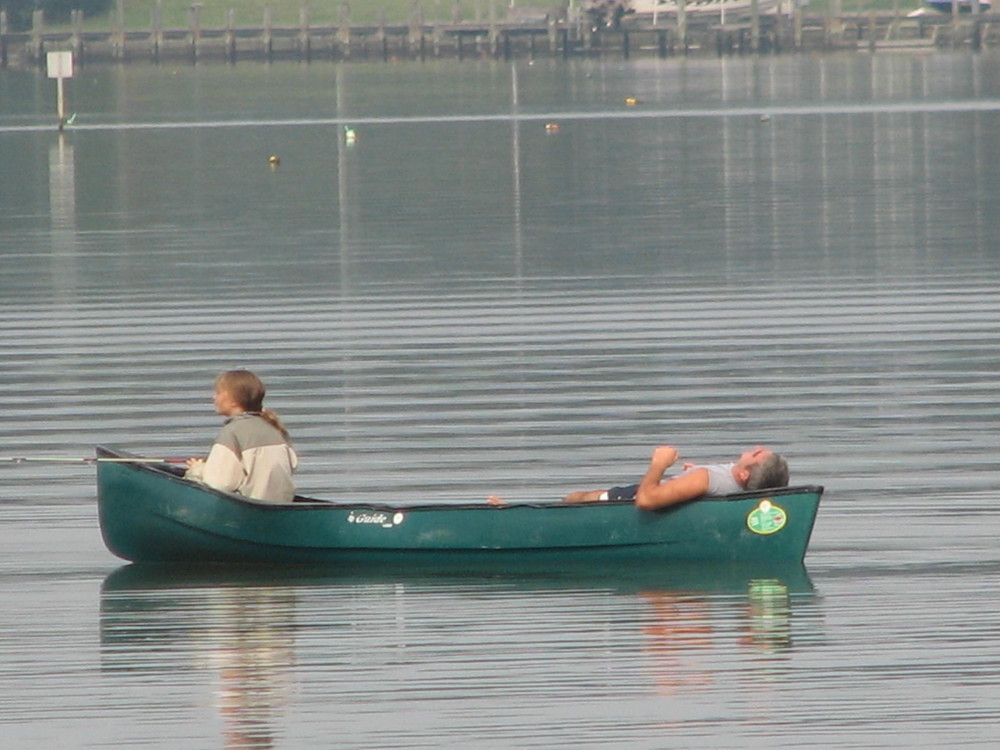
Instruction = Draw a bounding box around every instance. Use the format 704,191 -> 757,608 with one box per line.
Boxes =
2,52 -> 1000,748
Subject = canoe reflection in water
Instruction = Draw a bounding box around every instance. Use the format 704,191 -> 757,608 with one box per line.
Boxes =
100,562 -> 820,744
640,578 -> 798,695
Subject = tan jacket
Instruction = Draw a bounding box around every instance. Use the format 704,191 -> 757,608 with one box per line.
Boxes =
187,413 -> 298,503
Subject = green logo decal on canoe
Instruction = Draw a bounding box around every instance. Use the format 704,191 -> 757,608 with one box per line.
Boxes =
747,500 -> 786,535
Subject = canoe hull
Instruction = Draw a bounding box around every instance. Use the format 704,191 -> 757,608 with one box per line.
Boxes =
96,447 -> 822,566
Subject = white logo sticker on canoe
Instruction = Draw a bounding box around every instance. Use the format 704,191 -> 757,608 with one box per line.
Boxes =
747,500 -> 786,535
347,511 -> 405,529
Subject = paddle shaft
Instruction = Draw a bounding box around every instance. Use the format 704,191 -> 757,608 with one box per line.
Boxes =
2,456 -> 189,464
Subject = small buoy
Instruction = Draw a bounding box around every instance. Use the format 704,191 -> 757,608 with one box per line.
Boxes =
344,126 -> 357,144
625,97 -> 639,106
545,123 -> 560,133
268,155 -> 280,167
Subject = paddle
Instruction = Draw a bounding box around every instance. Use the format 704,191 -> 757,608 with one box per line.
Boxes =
2,456 -> 190,464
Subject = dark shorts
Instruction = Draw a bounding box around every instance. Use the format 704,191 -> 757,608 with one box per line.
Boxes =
606,484 -> 639,501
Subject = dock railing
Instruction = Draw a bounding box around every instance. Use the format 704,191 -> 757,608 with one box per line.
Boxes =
1,4 -> 997,67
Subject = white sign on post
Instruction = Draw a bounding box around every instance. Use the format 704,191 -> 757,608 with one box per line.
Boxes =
47,51 -> 74,79
46,51 -> 74,129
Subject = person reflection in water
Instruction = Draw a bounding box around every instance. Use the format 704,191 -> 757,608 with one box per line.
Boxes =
212,587 -> 296,749
489,445 -> 789,507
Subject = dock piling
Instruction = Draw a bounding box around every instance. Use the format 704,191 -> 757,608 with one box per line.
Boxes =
188,4 -> 202,61
338,3 -> 351,58
298,7 -> 310,61
113,0 -> 125,60
224,9 -> 236,62
31,10 -> 43,65
0,12 -> 7,67
152,0 -> 163,62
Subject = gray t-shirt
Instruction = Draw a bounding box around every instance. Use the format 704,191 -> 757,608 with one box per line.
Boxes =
605,461 -> 743,501
684,462 -> 742,496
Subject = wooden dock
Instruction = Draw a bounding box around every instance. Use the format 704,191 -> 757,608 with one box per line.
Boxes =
2,7 -> 999,67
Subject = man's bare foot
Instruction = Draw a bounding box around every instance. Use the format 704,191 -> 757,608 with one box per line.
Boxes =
487,495 -> 506,506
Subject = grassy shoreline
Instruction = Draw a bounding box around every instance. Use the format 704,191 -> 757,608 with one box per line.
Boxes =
54,0 -> 925,32
69,0 -> 527,30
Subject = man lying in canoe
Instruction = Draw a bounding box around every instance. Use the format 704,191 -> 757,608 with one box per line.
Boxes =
488,445 -> 788,510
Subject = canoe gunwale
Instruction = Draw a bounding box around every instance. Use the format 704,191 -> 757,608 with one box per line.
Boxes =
96,445 -> 823,513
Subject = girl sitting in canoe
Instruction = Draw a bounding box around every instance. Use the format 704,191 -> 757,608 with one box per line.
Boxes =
185,370 -> 298,503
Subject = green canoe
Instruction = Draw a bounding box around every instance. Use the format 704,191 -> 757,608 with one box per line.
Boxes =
96,446 -> 823,566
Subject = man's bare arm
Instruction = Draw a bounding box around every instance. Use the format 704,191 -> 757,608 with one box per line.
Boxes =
635,446 -> 710,510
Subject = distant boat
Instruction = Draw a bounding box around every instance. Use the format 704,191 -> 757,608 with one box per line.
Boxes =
924,0 -> 991,11
630,0 -> 784,15
95,446 -> 823,566
907,0 -> 990,15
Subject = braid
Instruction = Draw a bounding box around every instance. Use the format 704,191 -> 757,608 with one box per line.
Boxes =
260,408 -> 290,441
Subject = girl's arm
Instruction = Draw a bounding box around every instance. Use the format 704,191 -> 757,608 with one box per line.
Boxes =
198,443 -> 245,493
